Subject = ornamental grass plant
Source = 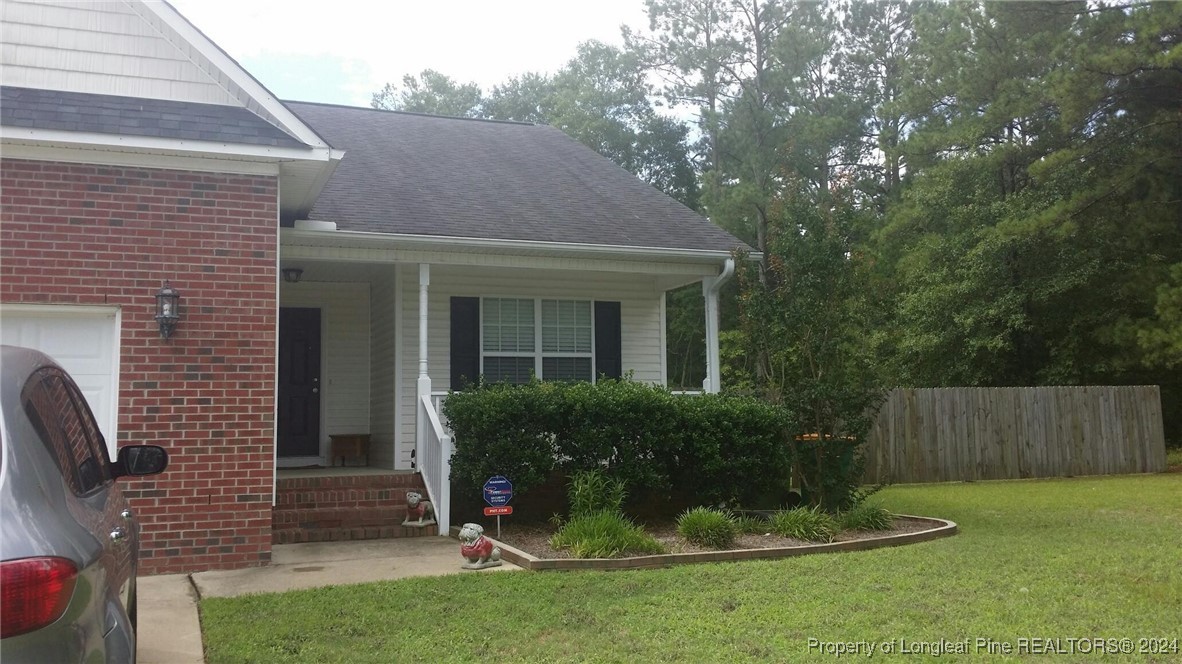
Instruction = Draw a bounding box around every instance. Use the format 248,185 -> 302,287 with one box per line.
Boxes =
549,510 -> 666,558
839,501 -> 894,531
769,506 -> 839,542
676,507 -> 738,549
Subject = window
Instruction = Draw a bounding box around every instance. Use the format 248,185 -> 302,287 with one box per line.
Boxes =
481,298 -> 594,383
22,368 -> 110,495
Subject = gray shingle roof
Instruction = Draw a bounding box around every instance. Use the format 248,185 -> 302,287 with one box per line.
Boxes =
1,86 -> 306,148
285,101 -> 748,253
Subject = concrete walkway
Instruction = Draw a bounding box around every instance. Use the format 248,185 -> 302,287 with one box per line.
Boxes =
137,537 -> 520,663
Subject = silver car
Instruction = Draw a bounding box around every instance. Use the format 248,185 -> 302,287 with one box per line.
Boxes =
0,345 -> 167,662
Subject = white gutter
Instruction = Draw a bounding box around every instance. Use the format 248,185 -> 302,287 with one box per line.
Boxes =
282,226 -> 759,264
702,258 -> 736,394
0,128 -> 340,163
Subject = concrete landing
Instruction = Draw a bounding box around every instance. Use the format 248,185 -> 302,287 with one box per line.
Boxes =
194,536 -> 518,598
137,536 -> 521,663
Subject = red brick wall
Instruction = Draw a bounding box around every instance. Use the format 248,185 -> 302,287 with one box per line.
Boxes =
1,158 -> 278,574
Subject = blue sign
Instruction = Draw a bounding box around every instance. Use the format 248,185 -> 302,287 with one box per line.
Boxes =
483,475 -> 513,507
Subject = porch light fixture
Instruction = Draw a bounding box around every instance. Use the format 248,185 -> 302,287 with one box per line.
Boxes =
154,280 -> 181,338
282,267 -> 304,283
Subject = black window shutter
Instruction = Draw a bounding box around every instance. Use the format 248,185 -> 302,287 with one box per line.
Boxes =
594,301 -> 622,380
450,297 -> 480,390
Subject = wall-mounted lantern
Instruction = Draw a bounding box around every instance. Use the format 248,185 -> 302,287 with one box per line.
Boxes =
154,281 -> 181,338
282,267 -> 304,283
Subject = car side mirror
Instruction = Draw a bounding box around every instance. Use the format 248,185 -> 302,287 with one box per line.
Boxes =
113,445 -> 169,479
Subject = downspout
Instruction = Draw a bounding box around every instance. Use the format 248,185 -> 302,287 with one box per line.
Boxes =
702,257 -> 735,394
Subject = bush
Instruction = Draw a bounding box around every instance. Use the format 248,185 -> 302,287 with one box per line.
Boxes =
444,379 -> 793,511
568,470 -> 626,518
769,506 -> 838,542
549,511 -> 666,558
840,502 -> 894,531
794,436 -> 870,512
676,507 -> 737,549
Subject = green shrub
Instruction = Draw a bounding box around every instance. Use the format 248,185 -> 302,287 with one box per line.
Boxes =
733,514 -> 769,535
568,470 -> 626,518
794,436 -> 870,512
549,511 -> 666,558
839,502 -> 894,531
444,379 -> 792,511
443,380 -> 562,494
676,507 -> 738,549
769,506 -> 839,542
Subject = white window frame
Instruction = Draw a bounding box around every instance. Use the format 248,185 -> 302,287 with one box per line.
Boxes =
480,297 -> 596,383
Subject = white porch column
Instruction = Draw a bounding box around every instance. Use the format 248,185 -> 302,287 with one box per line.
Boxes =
415,264 -> 431,470
417,263 -> 431,398
702,258 -> 735,394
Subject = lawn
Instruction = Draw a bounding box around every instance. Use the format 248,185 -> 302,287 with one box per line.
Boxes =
201,474 -> 1181,663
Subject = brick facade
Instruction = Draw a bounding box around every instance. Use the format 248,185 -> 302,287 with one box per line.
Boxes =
0,158 -> 278,574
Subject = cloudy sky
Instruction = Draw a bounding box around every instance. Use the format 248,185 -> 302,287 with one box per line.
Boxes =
166,0 -> 651,107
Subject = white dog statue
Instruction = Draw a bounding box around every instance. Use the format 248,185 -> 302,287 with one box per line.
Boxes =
402,490 -> 436,526
458,523 -> 502,570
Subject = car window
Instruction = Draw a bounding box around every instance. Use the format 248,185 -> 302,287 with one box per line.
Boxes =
62,376 -> 111,480
21,368 -> 109,495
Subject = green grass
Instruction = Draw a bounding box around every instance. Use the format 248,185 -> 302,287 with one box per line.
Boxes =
201,474 -> 1182,663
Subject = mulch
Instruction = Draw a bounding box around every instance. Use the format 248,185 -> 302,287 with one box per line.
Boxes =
495,516 -> 937,560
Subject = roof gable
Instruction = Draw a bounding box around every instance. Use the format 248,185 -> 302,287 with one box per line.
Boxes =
0,0 -> 327,148
287,102 -> 748,254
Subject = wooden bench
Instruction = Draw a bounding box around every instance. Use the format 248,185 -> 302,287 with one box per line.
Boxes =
329,433 -> 370,467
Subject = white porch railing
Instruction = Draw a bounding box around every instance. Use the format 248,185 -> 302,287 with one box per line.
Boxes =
431,391 -> 449,430
417,394 -> 452,535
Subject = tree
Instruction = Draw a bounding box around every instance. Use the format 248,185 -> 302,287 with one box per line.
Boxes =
737,184 -> 880,509
371,69 -> 483,117
871,1 -> 1181,436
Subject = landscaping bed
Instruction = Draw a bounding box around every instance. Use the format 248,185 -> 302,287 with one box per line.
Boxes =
487,514 -> 957,570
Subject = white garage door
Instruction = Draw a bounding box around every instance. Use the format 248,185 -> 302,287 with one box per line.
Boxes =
1,306 -> 120,457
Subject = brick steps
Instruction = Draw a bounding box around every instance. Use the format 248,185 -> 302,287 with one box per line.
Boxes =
272,472 -> 438,544
273,524 -> 439,545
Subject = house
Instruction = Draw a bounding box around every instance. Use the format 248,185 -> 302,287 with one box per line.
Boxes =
0,0 -> 748,574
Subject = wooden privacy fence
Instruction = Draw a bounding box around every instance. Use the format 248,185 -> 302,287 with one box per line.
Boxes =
864,386 -> 1166,484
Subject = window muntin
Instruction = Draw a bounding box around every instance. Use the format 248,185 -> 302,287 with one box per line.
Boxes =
481,298 -> 594,383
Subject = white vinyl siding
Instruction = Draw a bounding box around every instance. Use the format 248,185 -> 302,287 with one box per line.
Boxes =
396,264 -> 665,467
280,282 -> 370,455
0,0 -> 240,106
368,268 -> 398,469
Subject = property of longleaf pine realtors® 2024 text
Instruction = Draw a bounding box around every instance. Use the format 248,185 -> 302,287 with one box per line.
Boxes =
806,637 -> 1179,657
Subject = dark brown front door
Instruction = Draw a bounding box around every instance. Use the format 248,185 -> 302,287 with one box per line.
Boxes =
278,307 -> 321,457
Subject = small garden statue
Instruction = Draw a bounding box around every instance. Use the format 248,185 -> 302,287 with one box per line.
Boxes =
458,522 -> 502,569
402,490 -> 436,527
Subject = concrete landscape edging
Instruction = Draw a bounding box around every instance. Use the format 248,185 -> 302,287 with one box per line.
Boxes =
477,515 -> 958,571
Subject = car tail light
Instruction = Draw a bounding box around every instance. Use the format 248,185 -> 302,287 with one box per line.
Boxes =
0,557 -> 78,638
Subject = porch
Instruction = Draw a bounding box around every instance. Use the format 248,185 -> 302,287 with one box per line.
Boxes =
274,245 -> 734,541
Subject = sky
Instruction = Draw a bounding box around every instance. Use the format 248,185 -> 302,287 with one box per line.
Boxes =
166,0 -> 652,108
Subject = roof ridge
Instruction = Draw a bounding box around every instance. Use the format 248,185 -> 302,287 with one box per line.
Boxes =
282,99 -> 537,127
